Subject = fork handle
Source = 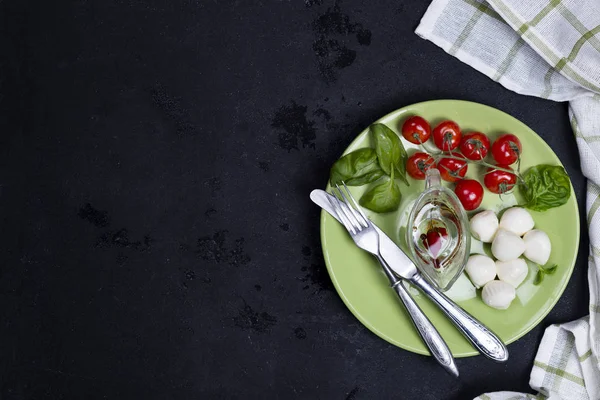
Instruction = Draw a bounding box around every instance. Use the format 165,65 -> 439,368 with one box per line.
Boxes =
375,255 -> 458,377
409,272 -> 509,362
391,281 -> 458,377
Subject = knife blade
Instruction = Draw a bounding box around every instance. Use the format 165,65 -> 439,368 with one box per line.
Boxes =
310,189 -> 418,279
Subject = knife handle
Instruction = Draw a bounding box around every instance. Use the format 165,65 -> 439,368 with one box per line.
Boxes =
409,273 -> 508,362
389,279 -> 458,377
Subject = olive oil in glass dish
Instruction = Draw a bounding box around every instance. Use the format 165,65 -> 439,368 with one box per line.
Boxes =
406,168 -> 470,291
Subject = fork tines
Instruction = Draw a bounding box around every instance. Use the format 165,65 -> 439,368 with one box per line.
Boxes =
329,182 -> 369,233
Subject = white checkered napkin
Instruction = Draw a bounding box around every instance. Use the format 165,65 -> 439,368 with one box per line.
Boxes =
416,0 -> 600,399
485,0 -> 600,94
415,0 -> 597,101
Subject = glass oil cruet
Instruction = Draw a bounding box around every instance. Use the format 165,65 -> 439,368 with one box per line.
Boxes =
406,168 -> 470,291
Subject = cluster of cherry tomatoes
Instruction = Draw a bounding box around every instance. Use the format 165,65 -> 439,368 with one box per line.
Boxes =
401,116 -> 523,211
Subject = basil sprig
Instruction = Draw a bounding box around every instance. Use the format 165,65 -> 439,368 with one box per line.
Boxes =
359,165 -> 401,213
370,123 -> 409,185
534,264 -> 557,285
328,123 -> 408,213
519,165 -> 571,211
329,148 -> 384,186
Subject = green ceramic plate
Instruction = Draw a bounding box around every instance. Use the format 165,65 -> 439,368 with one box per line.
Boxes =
320,100 -> 579,357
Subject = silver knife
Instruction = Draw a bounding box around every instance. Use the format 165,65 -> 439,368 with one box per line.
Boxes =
311,189 -> 508,362
311,190 -> 458,376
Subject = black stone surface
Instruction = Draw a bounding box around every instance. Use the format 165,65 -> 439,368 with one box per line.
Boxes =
0,0 -> 589,399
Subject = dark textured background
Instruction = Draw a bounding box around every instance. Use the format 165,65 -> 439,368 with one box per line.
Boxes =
0,0 -> 590,399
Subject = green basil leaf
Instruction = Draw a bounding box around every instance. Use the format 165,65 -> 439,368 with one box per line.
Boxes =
359,166 -> 401,213
370,124 -> 409,185
519,165 -> 571,211
329,148 -> 385,186
394,148 -> 409,186
533,270 -> 544,286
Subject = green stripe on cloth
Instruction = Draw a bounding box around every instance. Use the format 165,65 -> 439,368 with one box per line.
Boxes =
559,55 -> 600,93
567,25 -> 600,61
533,360 -> 585,387
591,245 -> 600,258
556,3 -> 600,53
493,39 -> 526,80
571,115 -> 583,138
587,193 -> 600,227
460,0 -> 503,22
517,24 -> 529,35
541,66 -> 554,99
575,115 -> 600,141
479,395 -> 492,400
449,3 -> 487,55
590,303 -> 600,313
540,328 -> 570,392
490,0 -> 600,93
521,29 -> 560,65
580,135 -> 600,142
506,0 -> 560,39
485,1 -> 557,66
553,332 -> 575,392
530,0 -> 561,26
579,348 -> 593,362
555,58 -> 568,73
589,182 -> 600,197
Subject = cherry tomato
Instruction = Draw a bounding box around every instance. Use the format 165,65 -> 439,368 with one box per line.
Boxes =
437,157 -> 468,182
420,226 -> 448,266
433,120 -> 461,151
491,134 -> 522,165
484,165 -> 517,194
402,116 -> 431,144
406,152 -> 436,180
454,179 -> 484,211
459,132 -> 490,160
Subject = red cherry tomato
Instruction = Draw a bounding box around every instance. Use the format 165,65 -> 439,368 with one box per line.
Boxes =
491,134 -> 522,165
420,226 -> 448,264
433,120 -> 461,151
402,116 -> 431,144
406,152 -> 436,180
459,132 -> 490,160
437,157 -> 468,182
454,179 -> 484,211
484,165 -> 517,194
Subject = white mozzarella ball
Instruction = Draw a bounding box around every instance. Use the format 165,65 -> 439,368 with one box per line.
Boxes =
482,280 -> 516,310
499,207 -> 535,236
523,229 -> 552,265
469,210 -> 499,243
465,255 -> 497,288
496,258 -> 528,288
491,229 -> 526,261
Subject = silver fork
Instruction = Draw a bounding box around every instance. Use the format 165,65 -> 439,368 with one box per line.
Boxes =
329,183 -> 458,377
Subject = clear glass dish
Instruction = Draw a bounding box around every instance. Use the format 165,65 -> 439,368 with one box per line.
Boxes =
405,168 -> 471,291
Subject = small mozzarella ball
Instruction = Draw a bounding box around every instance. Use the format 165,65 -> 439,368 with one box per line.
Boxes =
492,229 -> 526,261
496,258 -> 528,288
465,255 -> 497,288
499,207 -> 535,236
470,210 -> 499,243
523,229 -> 552,265
482,280 -> 516,310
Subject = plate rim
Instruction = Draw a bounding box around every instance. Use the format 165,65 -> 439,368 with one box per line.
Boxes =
319,99 -> 581,357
